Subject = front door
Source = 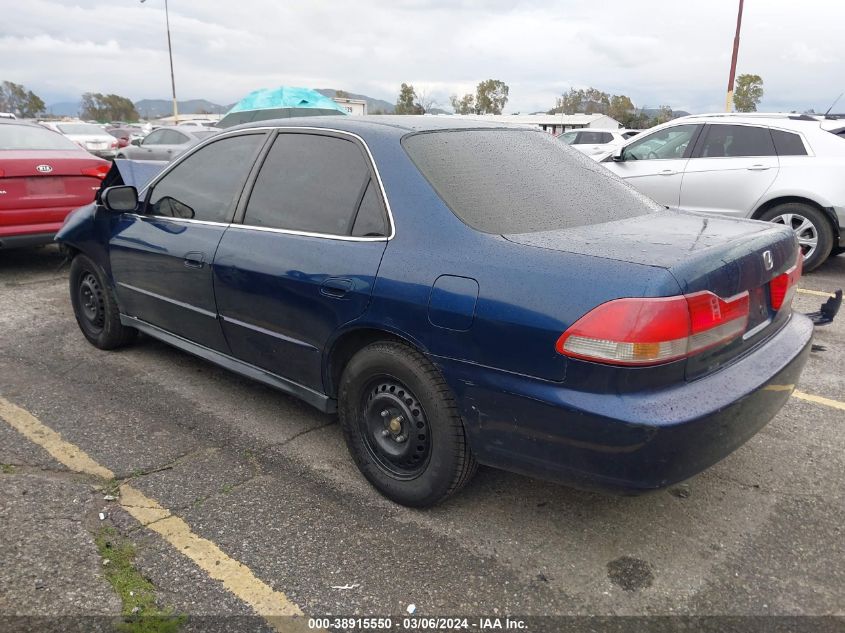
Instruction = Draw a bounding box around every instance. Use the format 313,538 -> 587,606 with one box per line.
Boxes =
603,124 -> 701,209
109,131 -> 267,351
213,131 -> 390,392
679,123 -> 780,217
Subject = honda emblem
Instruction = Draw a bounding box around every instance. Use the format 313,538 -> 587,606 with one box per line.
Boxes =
762,250 -> 774,271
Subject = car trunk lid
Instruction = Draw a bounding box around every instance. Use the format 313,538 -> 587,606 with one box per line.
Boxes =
504,210 -> 799,379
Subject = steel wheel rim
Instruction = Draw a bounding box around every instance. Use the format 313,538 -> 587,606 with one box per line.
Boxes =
360,377 -> 431,479
78,272 -> 105,332
770,213 -> 818,261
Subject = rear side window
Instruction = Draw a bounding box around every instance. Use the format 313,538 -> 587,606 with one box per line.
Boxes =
403,129 -> 661,234
771,129 -> 808,156
351,180 -> 388,237
147,133 -> 264,222
698,124 -> 775,157
243,133 -> 373,235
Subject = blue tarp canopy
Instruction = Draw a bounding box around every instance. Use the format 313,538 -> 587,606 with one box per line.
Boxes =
218,86 -> 347,128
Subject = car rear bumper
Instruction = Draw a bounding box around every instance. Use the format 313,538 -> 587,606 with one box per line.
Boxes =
0,220 -> 66,248
436,312 -> 813,493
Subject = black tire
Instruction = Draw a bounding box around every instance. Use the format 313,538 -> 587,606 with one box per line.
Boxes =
69,254 -> 137,350
759,202 -> 833,272
338,341 -> 477,507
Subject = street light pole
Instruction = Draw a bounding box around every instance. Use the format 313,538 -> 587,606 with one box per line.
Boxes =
725,0 -> 744,112
141,0 -> 178,123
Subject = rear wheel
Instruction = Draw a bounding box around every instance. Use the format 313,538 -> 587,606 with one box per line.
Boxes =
759,202 -> 833,272
338,341 -> 477,507
69,254 -> 136,349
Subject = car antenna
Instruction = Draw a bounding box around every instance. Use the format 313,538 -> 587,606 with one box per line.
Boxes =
824,92 -> 843,117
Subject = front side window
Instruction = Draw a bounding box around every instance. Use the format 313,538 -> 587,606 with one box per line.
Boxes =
146,133 -> 264,222
558,131 -> 578,145
142,130 -> 167,145
697,124 -> 776,158
577,131 -> 613,144
623,125 -> 698,160
243,133 -> 376,235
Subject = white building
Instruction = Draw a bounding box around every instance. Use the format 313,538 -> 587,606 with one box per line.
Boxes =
449,113 -> 620,135
332,97 -> 368,116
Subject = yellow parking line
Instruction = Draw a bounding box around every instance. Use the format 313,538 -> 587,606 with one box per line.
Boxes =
792,390 -> 845,412
797,288 -> 835,298
0,396 -> 308,632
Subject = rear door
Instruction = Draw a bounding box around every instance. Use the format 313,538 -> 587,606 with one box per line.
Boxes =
679,123 -> 779,217
603,124 -> 701,209
109,131 -> 266,351
213,130 -> 390,392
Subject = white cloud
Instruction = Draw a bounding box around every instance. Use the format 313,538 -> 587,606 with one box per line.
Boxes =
2,0 -> 843,114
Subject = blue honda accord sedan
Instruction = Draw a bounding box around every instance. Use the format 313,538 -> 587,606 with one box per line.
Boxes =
56,116 -> 813,507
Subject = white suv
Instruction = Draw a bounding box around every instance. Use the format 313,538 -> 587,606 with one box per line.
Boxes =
600,113 -> 845,271
558,128 -> 640,158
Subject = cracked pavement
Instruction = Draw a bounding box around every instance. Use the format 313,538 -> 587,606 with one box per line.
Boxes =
0,245 -> 843,630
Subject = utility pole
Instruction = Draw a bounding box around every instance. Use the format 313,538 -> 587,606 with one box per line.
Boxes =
141,0 -> 178,123
725,0 -> 744,112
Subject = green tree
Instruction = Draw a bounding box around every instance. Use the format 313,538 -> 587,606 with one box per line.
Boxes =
395,83 -> 423,115
608,95 -> 635,125
733,73 -> 764,112
450,93 -> 475,115
651,105 -> 674,126
474,79 -> 509,114
80,93 -> 139,122
0,81 -> 45,117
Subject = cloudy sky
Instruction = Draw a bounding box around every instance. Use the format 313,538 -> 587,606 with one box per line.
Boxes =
2,0 -> 843,114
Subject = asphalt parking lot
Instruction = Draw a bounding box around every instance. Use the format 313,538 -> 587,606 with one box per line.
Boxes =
1,245 -> 843,633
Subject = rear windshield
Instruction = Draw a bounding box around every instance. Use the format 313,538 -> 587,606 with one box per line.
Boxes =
0,124 -> 80,150
402,129 -> 660,234
57,123 -> 107,135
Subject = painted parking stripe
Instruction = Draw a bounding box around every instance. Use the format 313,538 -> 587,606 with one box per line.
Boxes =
797,288 -> 835,298
792,390 -> 845,412
0,396 -> 309,633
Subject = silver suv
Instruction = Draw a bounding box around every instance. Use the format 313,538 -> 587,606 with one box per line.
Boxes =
601,113 -> 845,271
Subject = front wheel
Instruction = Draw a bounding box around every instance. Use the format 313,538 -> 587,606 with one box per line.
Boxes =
69,254 -> 137,350
759,203 -> 833,272
338,341 -> 477,507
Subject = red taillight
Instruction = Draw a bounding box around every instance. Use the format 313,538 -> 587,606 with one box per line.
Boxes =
770,252 -> 803,311
556,291 -> 750,366
81,164 -> 110,180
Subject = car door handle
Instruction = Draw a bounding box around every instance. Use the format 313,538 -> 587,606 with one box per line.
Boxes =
184,252 -> 205,269
658,169 -> 676,175
747,164 -> 770,171
320,278 -> 353,298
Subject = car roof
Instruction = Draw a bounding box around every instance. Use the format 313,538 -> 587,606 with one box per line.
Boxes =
670,112 -> 825,131
229,115 -> 532,137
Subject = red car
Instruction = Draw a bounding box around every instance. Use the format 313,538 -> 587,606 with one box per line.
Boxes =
0,119 -> 109,249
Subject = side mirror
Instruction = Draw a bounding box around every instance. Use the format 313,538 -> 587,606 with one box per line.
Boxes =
611,147 -> 624,162
102,186 -> 138,212
131,138 -> 142,146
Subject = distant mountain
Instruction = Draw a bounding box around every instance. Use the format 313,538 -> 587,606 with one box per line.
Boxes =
640,107 -> 692,119
46,101 -> 81,117
316,89 -> 395,114
133,99 -> 231,118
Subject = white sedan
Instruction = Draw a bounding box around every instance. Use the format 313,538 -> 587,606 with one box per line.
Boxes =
557,128 -> 641,157
40,121 -> 118,159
